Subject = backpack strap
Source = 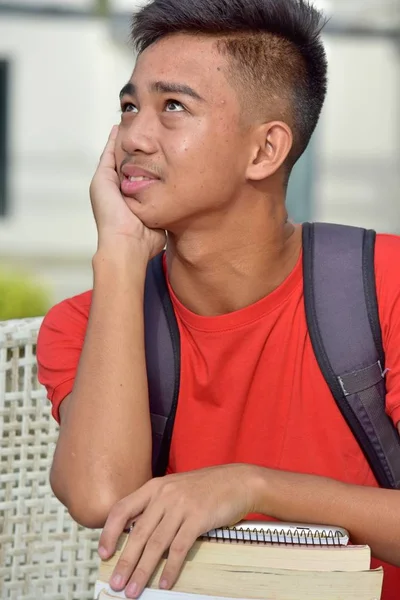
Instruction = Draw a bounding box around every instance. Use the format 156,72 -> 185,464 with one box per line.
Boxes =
303,222 -> 400,489
143,252 -> 180,477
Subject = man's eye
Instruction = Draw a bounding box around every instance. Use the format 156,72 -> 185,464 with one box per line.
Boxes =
121,102 -> 137,113
165,100 -> 185,112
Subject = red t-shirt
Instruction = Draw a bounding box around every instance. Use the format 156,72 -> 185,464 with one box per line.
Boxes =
37,233 -> 400,600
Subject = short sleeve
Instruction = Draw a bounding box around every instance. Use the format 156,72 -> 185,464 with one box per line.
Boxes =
375,234 -> 400,427
37,290 -> 92,423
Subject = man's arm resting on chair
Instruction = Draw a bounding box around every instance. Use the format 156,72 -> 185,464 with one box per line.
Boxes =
49,125 -> 167,529
50,246 -> 153,529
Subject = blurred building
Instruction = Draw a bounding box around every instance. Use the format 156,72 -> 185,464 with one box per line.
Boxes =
0,0 -> 399,303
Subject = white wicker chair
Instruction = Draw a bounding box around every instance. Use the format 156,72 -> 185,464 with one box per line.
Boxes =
0,317 -> 100,600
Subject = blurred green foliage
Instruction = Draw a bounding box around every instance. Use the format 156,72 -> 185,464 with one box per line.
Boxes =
0,268 -> 51,320
95,0 -> 110,17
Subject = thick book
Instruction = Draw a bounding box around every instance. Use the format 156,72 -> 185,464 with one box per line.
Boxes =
94,521 -> 383,600
95,566 -> 383,600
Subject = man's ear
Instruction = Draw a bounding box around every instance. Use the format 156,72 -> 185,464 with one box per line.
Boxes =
246,121 -> 293,182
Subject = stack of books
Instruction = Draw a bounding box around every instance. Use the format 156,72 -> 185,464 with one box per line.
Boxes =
94,521 -> 383,600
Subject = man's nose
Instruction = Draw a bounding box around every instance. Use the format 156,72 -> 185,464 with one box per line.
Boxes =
120,111 -> 158,155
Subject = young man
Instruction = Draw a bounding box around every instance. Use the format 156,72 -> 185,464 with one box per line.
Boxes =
37,0 -> 400,598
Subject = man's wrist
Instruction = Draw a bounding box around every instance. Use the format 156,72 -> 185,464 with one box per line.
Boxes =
239,464 -> 275,516
247,465 -> 348,525
93,241 -> 150,281
246,464 -> 309,519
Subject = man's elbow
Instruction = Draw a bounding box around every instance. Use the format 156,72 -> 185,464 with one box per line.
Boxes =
67,500 -> 112,529
49,466 -> 152,529
50,470 -> 120,528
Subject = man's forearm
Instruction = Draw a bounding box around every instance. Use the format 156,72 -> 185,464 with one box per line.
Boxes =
251,465 -> 400,567
51,244 -> 152,528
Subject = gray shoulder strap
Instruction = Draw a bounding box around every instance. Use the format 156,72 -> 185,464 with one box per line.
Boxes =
303,222 -> 400,489
144,252 -> 180,477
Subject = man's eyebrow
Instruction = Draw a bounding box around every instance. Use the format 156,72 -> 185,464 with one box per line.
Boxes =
150,81 -> 205,102
119,81 -> 205,103
119,82 -> 135,99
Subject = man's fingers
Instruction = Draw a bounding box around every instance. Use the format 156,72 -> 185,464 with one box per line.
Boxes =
98,487 -> 149,560
124,513 -> 185,599
98,125 -> 119,169
108,505 -> 167,594
159,521 -> 199,591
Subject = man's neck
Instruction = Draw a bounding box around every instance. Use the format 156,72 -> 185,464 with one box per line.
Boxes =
165,212 -> 302,317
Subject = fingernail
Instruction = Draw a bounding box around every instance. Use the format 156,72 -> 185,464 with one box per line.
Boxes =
160,579 -> 169,589
111,574 -> 123,588
98,546 -> 108,559
126,582 -> 138,597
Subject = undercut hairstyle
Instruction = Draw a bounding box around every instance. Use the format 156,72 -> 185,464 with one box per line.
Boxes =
131,0 -> 328,170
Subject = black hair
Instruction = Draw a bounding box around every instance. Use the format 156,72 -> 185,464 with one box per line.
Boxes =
131,0 -> 328,168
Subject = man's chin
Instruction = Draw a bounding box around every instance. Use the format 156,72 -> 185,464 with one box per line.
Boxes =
123,193 -> 142,206
123,200 -> 165,229
123,196 -> 189,233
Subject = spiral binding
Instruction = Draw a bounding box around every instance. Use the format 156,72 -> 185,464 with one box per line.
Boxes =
202,526 -> 345,546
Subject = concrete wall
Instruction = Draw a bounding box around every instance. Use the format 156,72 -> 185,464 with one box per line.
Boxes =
0,12 -> 135,301
0,10 -> 399,303
315,35 -> 400,232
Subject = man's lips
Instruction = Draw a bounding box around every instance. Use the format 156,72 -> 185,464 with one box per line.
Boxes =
121,164 -> 159,197
121,165 -> 160,180
120,165 -> 160,197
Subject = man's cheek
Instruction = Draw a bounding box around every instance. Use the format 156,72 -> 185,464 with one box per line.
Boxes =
114,142 -> 124,172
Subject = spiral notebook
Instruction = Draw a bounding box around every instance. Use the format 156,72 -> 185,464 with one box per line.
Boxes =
203,520 -> 349,546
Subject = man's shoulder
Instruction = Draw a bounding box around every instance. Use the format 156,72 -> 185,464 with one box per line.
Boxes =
375,233 -> 400,278
45,289 -> 92,321
38,290 -> 93,342
373,233 -> 400,325
36,290 -> 93,415
375,232 -> 400,254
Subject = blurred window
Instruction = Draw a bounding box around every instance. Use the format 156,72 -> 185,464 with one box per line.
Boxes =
0,60 -> 8,217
